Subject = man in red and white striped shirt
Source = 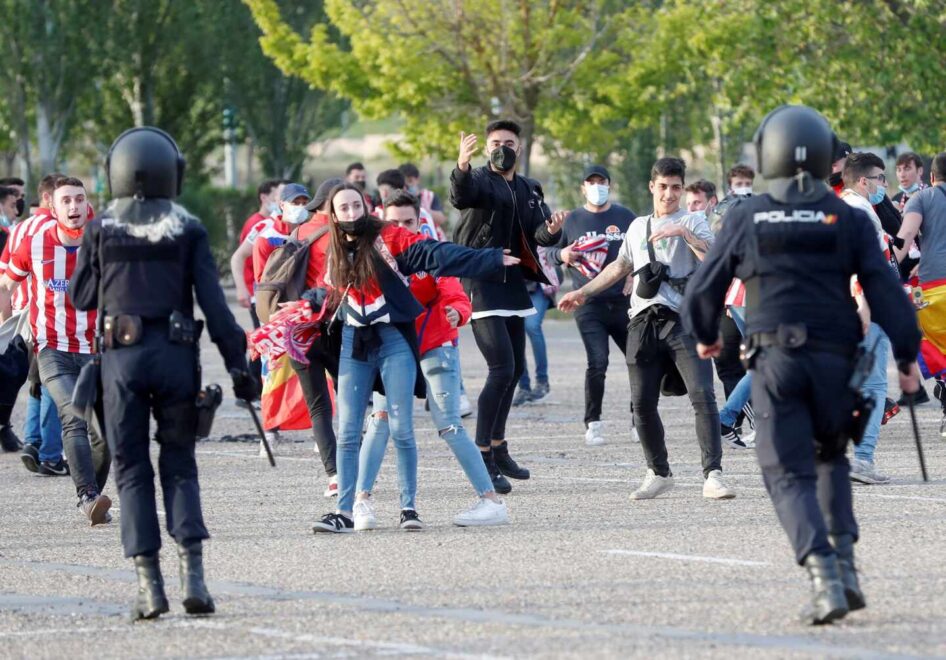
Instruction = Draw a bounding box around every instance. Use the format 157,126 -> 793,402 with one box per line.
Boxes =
0,176 -> 111,524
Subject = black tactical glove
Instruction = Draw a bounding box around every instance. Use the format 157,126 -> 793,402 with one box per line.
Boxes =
229,368 -> 259,403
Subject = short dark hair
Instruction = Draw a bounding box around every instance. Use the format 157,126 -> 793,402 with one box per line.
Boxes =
52,176 -> 85,192
842,152 -> 886,189
485,119 -> 521,137
0,177 -> 24,187
651,157 -> 686,182
727,164 -> 755,184
686,179 -> 717,199
38,172 -> 64,201
384,190 -> 420,216
0,186 -> 17,200
256,178 -> 281,199
376,168 -> 405,189
398,163 -> 420,179
345,162 -> 365,175
931,152 -> 946,183
896,152 -> 923,170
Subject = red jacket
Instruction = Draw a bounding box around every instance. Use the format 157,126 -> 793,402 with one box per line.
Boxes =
412,273 -> 471,355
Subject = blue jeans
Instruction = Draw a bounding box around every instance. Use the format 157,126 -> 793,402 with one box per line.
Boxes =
336,324 -> 416,515
360,345 -> 494,503
23,386 -> 63,462
857,323 -> 889,463
519,289 -> 551,390
719,306 -> 751,428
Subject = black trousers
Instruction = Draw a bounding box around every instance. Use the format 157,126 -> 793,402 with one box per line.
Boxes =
751,347 -> 858,565
102,325 -> 207,558
713,312 -> 746,399
471,315 -> 526,447
574,298 -> 629,426
290,338 -> 338,477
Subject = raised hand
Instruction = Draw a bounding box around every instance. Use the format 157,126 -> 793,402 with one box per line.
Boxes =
546,210 -> 567,234
458,131 -> 478,171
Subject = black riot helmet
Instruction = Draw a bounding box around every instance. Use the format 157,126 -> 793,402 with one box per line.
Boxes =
753,105 -> 837,180
106,127 -> 186,200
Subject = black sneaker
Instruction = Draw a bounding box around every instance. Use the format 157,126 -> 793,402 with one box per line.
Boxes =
38,458 -> 70,476
312,512 -> 354,533
481,449 -> 512,495
493,442 -> 530,480
721,424 -> 748,449
898,386 -> 930,407
399,509 -> 425,531
20,443 -> 40,473
512,387 -> 533,407
0,425 -> 22,452
531,381 -> 550,402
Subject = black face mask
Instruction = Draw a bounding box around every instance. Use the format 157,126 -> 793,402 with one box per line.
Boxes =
337,214 -> 371,236
352,180 -> 366,192
15,198 -> 24,217
490,145 -> 517,172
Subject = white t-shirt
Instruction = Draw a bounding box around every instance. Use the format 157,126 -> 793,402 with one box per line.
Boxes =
617,208 -> 714,318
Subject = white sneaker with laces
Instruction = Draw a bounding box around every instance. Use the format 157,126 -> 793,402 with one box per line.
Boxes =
353,499 -> 378,531
453,498 -> 509,527
849,458 -> 891,485
630,469 -> 675,500
703,469 -> 736,499
459,393 -> 473,418
585,421 -> 606,446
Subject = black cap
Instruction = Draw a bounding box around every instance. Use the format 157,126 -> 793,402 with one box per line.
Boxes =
306,177 -> 344,211
833,140 -> 852,163
582,164 -> 610,182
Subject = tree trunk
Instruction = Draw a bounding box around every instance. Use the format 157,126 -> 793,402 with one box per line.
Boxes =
519,114 -> 535,178
36,102 -> 57,175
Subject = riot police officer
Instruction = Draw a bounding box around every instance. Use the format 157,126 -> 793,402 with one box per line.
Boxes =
70,127 -> 256,620
681,105 -> 921,624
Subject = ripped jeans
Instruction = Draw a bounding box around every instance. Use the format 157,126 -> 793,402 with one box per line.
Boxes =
359,345 -> 494,508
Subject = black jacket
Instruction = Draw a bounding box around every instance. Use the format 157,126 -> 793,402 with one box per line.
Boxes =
451,164 -> 560,314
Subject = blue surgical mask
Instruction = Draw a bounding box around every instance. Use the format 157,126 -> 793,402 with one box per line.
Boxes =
283,204 -> 310,224
268,202 -> 280,216
407,185 -> 420,195
584,183 -> 610,206
868,184 -> 886,205
899,182 -> 920,195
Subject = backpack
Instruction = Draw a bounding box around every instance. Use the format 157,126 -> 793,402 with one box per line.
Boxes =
254,225 -> 330,324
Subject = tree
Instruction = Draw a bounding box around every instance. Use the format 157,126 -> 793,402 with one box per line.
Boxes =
244,0 -> 622,175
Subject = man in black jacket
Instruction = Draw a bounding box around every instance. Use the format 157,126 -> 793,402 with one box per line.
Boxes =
452,119 -> 564,494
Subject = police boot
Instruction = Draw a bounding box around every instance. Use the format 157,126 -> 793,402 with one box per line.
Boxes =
829,533 -> 866,611
178,540 -> 215,615
801,553 -> 849,625
132,554 -> 170,621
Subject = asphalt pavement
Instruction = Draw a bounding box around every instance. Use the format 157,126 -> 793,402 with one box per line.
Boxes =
1,299 -> 945,659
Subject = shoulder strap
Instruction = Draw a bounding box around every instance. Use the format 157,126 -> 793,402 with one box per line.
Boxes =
645,215 -> 657,264
305,224 -> 330,246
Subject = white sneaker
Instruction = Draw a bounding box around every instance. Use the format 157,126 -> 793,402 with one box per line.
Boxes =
630,469 -> 674,500
259,430 -> 281,458
585,421 -> 606,446
353,499 -> 377,531
703,469 -> 736,499
630,424 -> 640,443
453,498 -> 509,527
740,429 -> 756,448
849,458 -> 891,485
323,475 -> 338,498
459,393 -> 473,418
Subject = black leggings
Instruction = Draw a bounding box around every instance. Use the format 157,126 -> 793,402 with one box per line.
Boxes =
471,315 -> 526,447
289,341 -> 338,477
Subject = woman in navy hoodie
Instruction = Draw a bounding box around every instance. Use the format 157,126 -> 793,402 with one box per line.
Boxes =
312,184 -> 517,533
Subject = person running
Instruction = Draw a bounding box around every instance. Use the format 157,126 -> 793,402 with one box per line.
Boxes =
312,184 -> 519,533
355,190 -> 509,529
0,176 -> 112,524
451,120 -> 565,494
548,164 -> 636,445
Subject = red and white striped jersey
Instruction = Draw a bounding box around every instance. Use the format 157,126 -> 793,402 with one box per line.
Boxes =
724,279 -> 745,308
7,223 -> 95,353
0,210 -> 55,313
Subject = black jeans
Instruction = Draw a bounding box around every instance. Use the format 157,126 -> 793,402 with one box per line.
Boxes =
575,298 -> 630,426
626,320 -> 722,478
471,315 -> 526,447
289,339 -> 338,477
38,348 -> 110,498
713,312 -> 746,399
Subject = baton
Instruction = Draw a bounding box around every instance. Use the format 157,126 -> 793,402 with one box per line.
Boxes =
245,401 -> 276,467
906,394 -> 928,482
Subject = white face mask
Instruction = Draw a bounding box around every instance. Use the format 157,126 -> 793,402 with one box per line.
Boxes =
283,204 -> 310,225
731,186 -> 753,197
268,202 -> 280,216
584,183 -> 610,206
